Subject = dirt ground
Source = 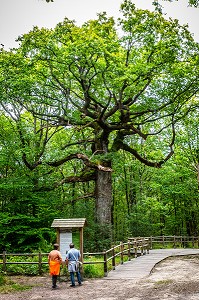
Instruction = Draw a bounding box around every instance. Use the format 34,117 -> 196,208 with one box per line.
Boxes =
1,255 -> 199,300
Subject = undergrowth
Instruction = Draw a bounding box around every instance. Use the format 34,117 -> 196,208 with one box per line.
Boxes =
0,273 -> 31,294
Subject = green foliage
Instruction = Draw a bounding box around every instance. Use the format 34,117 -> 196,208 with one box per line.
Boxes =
0,274 -> 6,286
84,223 -> 112,252
0,213 -> 55,252
83,263 -> 104,278
0,254 -> 49,276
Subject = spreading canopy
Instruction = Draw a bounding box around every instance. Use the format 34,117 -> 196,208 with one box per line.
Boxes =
0,0 -> 199,181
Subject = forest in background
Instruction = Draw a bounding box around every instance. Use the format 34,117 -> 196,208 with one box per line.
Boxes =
0,111 -> 198,253
0,0 -> 199,253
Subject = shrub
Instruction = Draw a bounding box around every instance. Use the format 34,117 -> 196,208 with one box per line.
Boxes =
83,264 -> 104,278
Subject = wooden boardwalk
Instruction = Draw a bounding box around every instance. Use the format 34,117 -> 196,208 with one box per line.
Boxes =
105,248 -> 199,281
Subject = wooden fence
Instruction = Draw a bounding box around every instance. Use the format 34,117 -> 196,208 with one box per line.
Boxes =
0,238 -> 149,276
83,238 -> 149,276
0,252 -> 49,275
1,236 -> 198,276
143,235 -> 199,249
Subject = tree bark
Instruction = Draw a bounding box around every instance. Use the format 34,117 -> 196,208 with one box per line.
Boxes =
95,168 -> 112,225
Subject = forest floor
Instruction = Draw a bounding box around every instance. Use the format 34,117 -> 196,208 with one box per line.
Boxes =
0,255 -> 199,300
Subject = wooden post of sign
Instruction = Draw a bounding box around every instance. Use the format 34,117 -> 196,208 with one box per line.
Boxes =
80,227 -> 84,262
56,228 -> 60,245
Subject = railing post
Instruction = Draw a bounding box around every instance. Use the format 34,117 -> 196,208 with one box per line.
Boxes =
139,239 -> 143,256
38,252 -> 42,275
103,250 -> 108,277
120,242 -> 124,264
174,235 -> 176,248
150,236 -> 153,250
143,238 -> 146,255
112,247 -> 115,270
3,251 -> 6,272
127,242 -> 131,261
180,236 -> 183,248
162,235 -> 165,248
183,235 -> 185,248
147,239 -> 150,254
134,239 -> 137,258
192,236 -> 194,248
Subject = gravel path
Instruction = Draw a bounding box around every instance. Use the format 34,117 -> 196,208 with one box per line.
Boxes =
1,252 -> 199,300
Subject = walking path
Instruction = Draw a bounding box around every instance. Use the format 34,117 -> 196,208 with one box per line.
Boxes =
105,248 -> 199,281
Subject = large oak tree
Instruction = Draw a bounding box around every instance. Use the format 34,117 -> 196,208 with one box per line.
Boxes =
0,0 -> 199,227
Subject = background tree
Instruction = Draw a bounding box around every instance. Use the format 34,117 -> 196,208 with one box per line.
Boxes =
126,110 -> 199,237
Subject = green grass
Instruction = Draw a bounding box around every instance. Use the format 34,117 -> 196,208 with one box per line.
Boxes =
83,263 -> 104,278
0,274 -> 31,294
82,253 -> 131,278
155,279 -> 173,285
0,254 -> 49,276
83,255 -> 105,278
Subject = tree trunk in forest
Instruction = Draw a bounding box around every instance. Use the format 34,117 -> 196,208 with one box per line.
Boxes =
197,163 -> 199,190
95,168 -> 112,225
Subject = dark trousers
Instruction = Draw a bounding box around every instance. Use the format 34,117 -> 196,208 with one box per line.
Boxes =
52,275 -> 58,288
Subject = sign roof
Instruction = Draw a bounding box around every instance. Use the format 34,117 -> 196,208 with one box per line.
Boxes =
51,218 -> 86,228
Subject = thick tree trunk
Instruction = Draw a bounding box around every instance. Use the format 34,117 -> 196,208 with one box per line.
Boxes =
95,168 -> 112,225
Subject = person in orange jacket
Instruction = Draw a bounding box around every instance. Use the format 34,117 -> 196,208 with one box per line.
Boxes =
48,243 -> 62,289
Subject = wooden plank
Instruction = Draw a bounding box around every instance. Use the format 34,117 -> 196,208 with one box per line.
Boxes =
105,249 -> 199,280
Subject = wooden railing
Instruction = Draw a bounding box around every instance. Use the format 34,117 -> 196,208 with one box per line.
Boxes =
0,238 -> 150,276
2,236 -> 198,276
83,238 -> 150,276
143,235 -> 199,249
0,252 -> 49,275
